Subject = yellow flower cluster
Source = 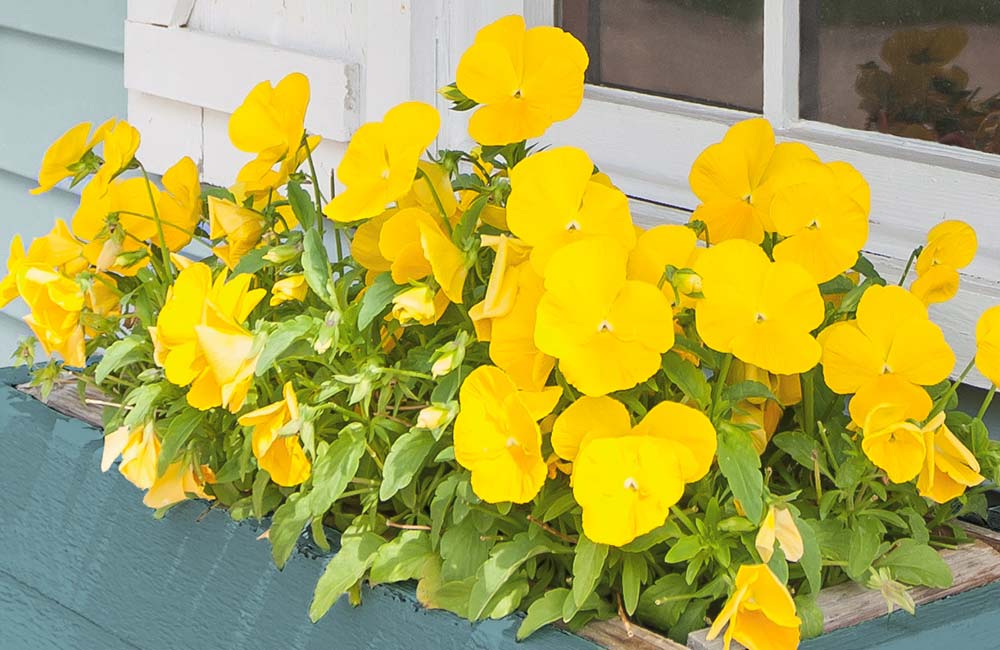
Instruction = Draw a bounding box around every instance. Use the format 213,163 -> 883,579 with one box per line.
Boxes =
7,13 -> 1000,649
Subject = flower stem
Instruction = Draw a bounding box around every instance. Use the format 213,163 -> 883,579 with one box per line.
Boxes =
929,357 -> 977,418
802,370 -> 816,439
138,163 -> 174,280
977,385 -> 996,422
415,167 -> 450,227
711,353 -> 733,421
897,246 -> 923,286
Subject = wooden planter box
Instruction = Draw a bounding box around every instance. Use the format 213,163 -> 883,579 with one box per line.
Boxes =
5,365 -> 1000,650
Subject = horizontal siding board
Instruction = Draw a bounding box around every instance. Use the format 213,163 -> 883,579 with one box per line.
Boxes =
0,0 -> 126,53
0,27 -> 126,182
0,377 -> 599,650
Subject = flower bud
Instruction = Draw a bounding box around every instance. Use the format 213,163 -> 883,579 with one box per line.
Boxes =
417,405 -> 450,430
391,286 -> 436,324
430,331 -> 469,377
263,243 -> 301,264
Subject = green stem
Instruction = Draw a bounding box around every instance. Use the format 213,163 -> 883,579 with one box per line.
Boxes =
711,353 -> 733,420
415,167 -> 450,227
977,385 -> 997,422
816,421 -> 840,473
138,163 -> 173,280
929,357 -> 977,419
116,210 -> 212,247
802,370 -> 817,439
669,506 -> 698,535
897,246 -> 922,286
302,135 -> 325,235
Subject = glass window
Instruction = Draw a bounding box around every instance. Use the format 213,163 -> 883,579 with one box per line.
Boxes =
558,0 -> 765,112
800,1 -> 1000,154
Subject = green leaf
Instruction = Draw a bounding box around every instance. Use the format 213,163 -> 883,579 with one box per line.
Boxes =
723,380 -> 777,405
847,516 -> 884,581
518,588 -> 569,640
452,193 -> 487,250
157,409 -> 204,475
773,430 -> 830,478
664,535 -> 702,564
255,316 -> 316,376
467,532 -> 565,620
621,554 -> 647,616
269,430 -> 367,569
876,539 -> 952,588
835,455 -> 871,491
123,384 -> 164,428
717,422 -> 764,523
572,534 -> 608,608
852,254 -> 885,284
232,247 -> 269,276
379,429 -> 436,501
252,469 -> 271,520
796,517 -> 823,595
302,228 -> 334,306
661,352 -> 711,409
369,530 -> 434,585
287,181 -> 317,230
95,336 -> 146,385
795,593 -> 825,639
309,530 -> 384,621
358,272 -> 401,330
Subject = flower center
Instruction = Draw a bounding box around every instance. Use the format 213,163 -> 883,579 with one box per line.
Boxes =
506,436 -> 519,448
623,477 -> 639,491
598,320 -> 614,333
755,313 -> 767,323
566,220 -> 581,231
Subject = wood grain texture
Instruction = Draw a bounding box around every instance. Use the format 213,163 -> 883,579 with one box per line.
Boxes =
577,619 -> 689,650
0,367 -> 601,650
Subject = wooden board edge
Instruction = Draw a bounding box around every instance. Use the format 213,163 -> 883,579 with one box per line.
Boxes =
16,379 -> 105,429
577,619 -> 691,650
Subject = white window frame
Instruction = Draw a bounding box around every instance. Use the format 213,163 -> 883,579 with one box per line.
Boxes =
445,0 -> 999,387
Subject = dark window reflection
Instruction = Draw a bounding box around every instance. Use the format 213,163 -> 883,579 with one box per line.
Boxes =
559,0 -> 765,112
801,1 -> 1000,154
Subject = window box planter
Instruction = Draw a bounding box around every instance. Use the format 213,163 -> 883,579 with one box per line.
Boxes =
7,366 -> 1000,650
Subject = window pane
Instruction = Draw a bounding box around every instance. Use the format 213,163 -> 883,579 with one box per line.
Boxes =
559,0 -> 764,112
800,2 -> 1000,154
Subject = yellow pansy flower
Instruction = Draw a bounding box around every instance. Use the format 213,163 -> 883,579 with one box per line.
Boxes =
91,120 -> 141,190
101,422 -> 161,490
398,160 -> 459,220
73,177 -> 161,275
323,101 -> 440,223
270,275 -> 308,306
0,220 -> 89,308
728,360 -> 800,454
563,400 -> 716,545
149,262 -> 264,412
551,395 -> 632,462
626,224 -> 701,309
695,239 -> 824,375
572,436 -> 685,547
706,564 -> 801,650
853,375 -> 933,483
976,305 -> 1000,386
239,381 -> 312,487
820,284 -> 955,395
771,161 -> 870,283
229,72 -> 309,159
535,237 -> 674,396
207,196 -> 266,270
455,14 -> 588,145
143,461 -> 214,509
470,234 -> 531,321
506,147 -> 635,274
916,412 -> 983,503
157,156 -> 202,251
16,267 -> 87,367
755,506 -> 803,563
688,118 -> 819,244
375,207 -> 468,304
454,365 -> 560,504
483,261 -> 555,392
31,119 -> 112,195
911,220 -> 977,305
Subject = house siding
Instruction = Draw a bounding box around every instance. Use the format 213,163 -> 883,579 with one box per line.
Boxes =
0,2 -> 126,359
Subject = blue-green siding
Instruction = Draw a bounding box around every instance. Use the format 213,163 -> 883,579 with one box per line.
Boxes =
0,2 -> 126,359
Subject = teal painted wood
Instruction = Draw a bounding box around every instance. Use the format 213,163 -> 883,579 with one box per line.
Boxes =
0,0 -> 126,54
0,367 -> 600,650
802,582 -> 1000,649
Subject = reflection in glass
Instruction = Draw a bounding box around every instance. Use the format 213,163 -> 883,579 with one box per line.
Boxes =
559,0 -> 764,112
801,2 -> 1000,154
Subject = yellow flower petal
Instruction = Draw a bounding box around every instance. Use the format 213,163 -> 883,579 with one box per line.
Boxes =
976,305 -> 1000,386
551,395 -> 631,461
631,401 -> 717,482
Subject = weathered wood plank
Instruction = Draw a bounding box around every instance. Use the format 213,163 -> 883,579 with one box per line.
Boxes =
577,619 -> 689,650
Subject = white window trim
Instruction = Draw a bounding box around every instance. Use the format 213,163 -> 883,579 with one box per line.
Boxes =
462,0 -> 1000,386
